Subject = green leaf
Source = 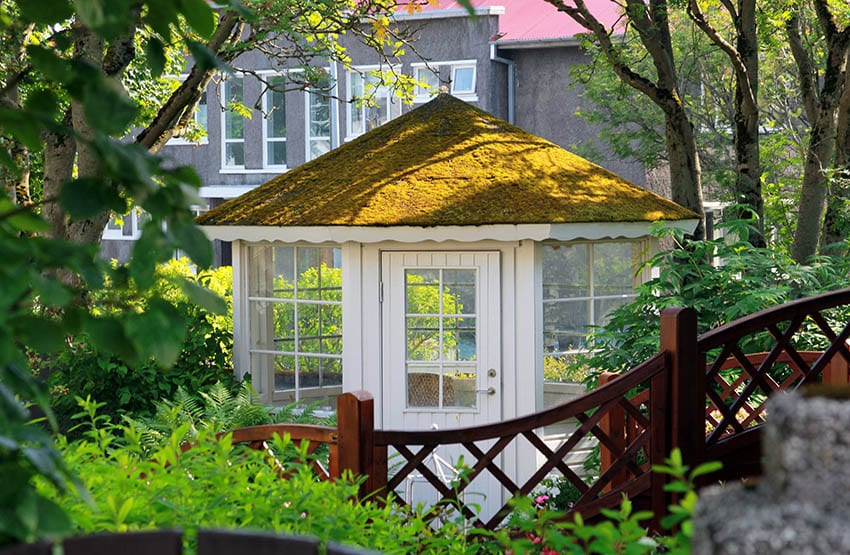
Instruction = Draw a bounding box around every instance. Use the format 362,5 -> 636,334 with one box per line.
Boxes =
0,108 -> 44,151
59,178 -> 126,219
125,299 -> 187,367
83,75 -> 138,135
186,39 -> 231,73
130,224 -> 170,290
179,278 -> 227,314
144,37 -> 167,78
16,0 -> 73,24
74,0 -> 134,40
30,274 -> 73,308
13,316 -> 66,353
145,0 -> 180,41
690,460 -> 723,480
170,219 -> 212,268
179,0 -> 216,39
83,316 -> 136,362
26,45 -> 73,83
5,207 -> 50,233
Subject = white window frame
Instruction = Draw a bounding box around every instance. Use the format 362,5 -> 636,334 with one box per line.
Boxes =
450,62 -> 477,100
345,65 -> 400,141
166,74 -> 209,145
102,210 -> 145,241
305,74 -> 332,162
220,75 -> 246,171
260,71 -> 288,170
411,63 -> 441,103
245,243 -> 344,404
540,240 -> 646,364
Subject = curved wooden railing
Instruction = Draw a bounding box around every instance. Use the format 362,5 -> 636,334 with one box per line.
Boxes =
684,287 -> 850,481
226,423 -> 340,480
218,287 -> 850,533
370,352 -> 669,530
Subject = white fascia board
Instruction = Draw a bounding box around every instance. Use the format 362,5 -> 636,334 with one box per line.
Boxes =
200,219 -> 699,243
389,6 -> 504,22
493,32 -> 625,50
198,185 -> 259,198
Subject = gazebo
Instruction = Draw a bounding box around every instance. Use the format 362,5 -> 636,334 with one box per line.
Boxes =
197,94 -> 698,433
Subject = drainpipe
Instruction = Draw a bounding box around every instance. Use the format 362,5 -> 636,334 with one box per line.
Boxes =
489,43 -> 515,125
329,60 -> 341,148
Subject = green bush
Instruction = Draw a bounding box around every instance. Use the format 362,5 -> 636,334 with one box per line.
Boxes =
574,217 -> 850,381
43,259 -> 236,433
43,402 -> 472,555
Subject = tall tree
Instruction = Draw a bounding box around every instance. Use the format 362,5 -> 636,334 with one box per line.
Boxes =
787,0 -> 850,261
687,0 -> 764,247
545,0 -> 706,239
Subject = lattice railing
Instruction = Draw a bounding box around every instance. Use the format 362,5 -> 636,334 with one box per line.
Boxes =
694,289 -> 850,463
370,353 -> 669,530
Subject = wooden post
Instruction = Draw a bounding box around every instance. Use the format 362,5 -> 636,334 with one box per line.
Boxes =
823,341 -> 850,386
648,354 -> 670,533
336,390 -> 375,499
659,307 -> 703,468
598,372 -> 626,493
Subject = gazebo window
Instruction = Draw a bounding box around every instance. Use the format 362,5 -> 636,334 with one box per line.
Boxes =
541,241 -> 643,385
246,245 -> 342,406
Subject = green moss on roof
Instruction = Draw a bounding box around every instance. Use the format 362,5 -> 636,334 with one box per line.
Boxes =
196,94 -> 697,227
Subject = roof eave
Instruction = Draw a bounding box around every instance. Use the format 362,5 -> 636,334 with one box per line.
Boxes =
199,219 -> 700,244
493,32 -> 625,50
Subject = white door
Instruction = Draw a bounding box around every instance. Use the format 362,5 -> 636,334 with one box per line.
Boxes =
382,251 -> 502,431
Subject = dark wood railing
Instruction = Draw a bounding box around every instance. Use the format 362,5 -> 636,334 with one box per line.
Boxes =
220,287 -> 850,532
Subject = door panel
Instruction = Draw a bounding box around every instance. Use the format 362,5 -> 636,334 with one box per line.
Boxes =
382,251 -> 501,431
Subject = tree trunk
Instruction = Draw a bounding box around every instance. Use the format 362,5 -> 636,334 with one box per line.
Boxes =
789,0 -> 850,262
820,54 -> 850,254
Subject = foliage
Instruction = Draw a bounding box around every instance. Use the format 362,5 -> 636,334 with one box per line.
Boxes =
42,405 -> 471,555
122,381 -> 334,456
0,0 -> 236,546
43,259 -> 235,434
572,217 -> 850,379
480,449 -> 717,554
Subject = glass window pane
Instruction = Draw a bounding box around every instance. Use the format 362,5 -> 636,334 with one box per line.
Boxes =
407,316 -> 440,361
442,317 -> 476,361
321,357 -> 343,387
196,91 -> 208,131
593,242 -> 636,296
452,66 -> 475,93
406,270 -> 440,314
415,67 -> 440,97
310,140 -> 330,159
543,244 -> 589,300
594,296 -> 632,326
543,299 -> 589,353
442,269 -> 475,314
268,140 -> 287,166
310,93 -> 330,136
444,367 -> 477,408
225,143 -> 244,167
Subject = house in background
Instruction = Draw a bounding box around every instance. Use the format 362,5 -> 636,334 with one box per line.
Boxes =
102,0 -> 644,261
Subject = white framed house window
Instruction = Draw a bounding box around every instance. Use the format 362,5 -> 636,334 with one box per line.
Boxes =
541,241 -> 644,387
450,63 -> 477,99
346,67 -> 399,140
246,244 -> 343,407
306,78 -> 332,161
412,65 -> 441,103
221,76 -> 245,169
167,88 -> 208,145
102,210 -> 149,241
262,74 -> 287,169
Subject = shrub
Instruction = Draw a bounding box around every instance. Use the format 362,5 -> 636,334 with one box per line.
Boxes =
43,403 -> 472,555
43,259 -> 236,433
574,218 -> 850,382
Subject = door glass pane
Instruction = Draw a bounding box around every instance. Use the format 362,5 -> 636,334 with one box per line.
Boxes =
444,367 -> 477,408
407,368 -> 441,407
405,267 -> 478,410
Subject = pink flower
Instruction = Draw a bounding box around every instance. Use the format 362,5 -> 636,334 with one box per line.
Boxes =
534,494 -> 550,507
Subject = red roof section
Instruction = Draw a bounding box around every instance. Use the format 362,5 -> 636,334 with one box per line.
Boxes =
409,0 -> 624,43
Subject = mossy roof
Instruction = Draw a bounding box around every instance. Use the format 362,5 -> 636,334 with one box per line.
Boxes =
196,94 -> 697,228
